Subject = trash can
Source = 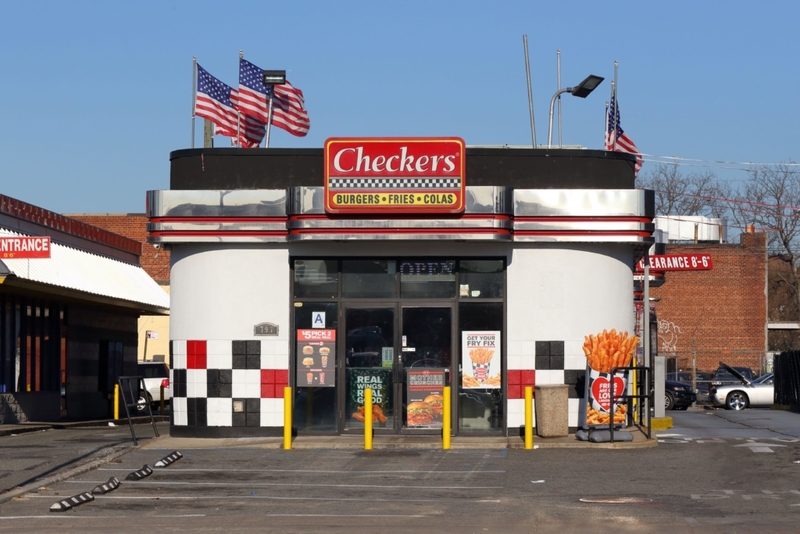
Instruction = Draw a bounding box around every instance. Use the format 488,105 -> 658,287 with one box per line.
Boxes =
534,384 -> 569,437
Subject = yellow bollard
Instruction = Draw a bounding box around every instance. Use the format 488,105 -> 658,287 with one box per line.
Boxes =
283,386 -> 292,450
114,384 -> 120,420
631,370 -> 638,424
364,388 -> 373,450
525,386 -> 533,449
442,386 -> 451,450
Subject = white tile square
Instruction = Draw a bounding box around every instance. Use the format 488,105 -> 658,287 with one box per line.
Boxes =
207,353 -> 232,369
521,341 -> 536,356
171,353 -> 187,370
186,369 -> 204,384
173,397 -> 187,414
507,398 -> 524,415
173,411 -> 187,426
507,411 -> 524,428
245,370 -> 261,384
217,409 -> 232,427
171,340 -> 186,356
259,340 -> 276,355
206,411 -> 218,426
232,380 -> 248,398
507,354 -> 523,370
565,355 -> 586,371
207,339 -> 231,356
549,370 -> 565,384
508,340 -> 522,356
245,381 -> 260,398
206,398 -> 220,414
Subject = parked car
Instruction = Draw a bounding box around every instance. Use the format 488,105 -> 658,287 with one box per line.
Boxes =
137,362 -> 171,411
665,379 -> 697,410
709,363 -> 774,410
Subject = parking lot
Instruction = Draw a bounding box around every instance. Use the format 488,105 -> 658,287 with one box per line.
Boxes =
0,409 -> 798,533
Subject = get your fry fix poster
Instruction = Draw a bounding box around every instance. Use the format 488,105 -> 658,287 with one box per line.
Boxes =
461,331 -> 501,389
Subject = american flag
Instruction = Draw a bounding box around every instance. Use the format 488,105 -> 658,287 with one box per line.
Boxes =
195,64 -> 239,137
235,58 -> 310,137
237,58 -> 272,122
230,89 -> 266,147
605,94 -> 642,176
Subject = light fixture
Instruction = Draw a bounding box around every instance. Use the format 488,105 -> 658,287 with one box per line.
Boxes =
262,70 -> 286,85
547,74 -> 604,147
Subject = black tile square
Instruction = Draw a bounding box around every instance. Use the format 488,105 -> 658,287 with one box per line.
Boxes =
232,354 -> 247,370
549,355 -> 564,370
550,341 -> 564,356
232,340 -> 247,355
246,354 -> 260,370
195,398 -> 207,413
564,370 -> 586,399
169,340 -> 173,358
232,413 -> 247,427
195,412 -> 207,427
219,383 -> 232,398
535,341 -> 550,356
187,412 -> 196,426
219,370 -> 232,383
535,354 -> 550,370
246,412 -> 261,427
564,370 -> 585,385
246,340 -> 261,355
206,369 -> 219,386
187,398 -> 197,413
207,383 -> 221,398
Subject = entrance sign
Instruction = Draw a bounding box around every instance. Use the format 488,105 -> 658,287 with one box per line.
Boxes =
406,369 -> 445,428
635,254 -> 713,272
461,331 -> 501,389
0,236 -> 51,259
324,137 -> 466,214
296,329 -> 335,387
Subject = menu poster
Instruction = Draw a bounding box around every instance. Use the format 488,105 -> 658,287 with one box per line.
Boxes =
347,368 -> 391,426
406,369 -> 445,428
461,331 -> 501,389
296,329 -> 335,387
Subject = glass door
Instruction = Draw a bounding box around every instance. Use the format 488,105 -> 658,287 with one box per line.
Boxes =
400,306 -> 452,433
343,307 -> 396,432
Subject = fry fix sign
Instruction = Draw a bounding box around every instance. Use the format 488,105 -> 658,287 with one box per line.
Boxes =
0,236 -> 51,259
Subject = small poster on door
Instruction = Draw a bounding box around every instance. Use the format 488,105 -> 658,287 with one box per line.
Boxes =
461,331 -> 501,389
406,369 -> 445,428
347,368 -> 390,426
296,329 -> 335,387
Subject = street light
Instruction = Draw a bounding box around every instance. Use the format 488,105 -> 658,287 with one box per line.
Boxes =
261,70 -> 287,148
547,74 -> 604,147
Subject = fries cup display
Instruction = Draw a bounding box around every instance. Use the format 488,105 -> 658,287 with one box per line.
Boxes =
580,328 -> 638,428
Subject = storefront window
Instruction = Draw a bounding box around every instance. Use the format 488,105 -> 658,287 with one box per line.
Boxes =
399,260 -> 456,299
459,260 -> 504,299
458,302 -> 504,433
342,260 -> 397,298
293,260 -> 338,299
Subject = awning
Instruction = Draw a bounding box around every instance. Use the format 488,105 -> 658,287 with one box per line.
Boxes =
0,228 -> 169,314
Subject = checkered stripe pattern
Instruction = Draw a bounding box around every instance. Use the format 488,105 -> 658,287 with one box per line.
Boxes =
170,340 -> 288,428
329,178 -> 461,189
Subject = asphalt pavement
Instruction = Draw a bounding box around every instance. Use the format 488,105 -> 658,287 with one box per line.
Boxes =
1,408 -> 799,533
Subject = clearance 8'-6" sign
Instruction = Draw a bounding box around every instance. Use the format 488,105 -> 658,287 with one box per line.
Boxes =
324,137 -> 466,214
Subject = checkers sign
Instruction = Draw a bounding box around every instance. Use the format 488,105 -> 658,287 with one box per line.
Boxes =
324,137 -> 466,214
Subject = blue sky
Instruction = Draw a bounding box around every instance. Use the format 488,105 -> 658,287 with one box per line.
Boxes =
1,1 -> 798,214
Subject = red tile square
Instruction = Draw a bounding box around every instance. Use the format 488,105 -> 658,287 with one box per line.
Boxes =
186,353 -> 195,369
261,369 -> 276,385
275,369 -> 289,387
194,353 -> 207,370
261,383 -> 275,398
521,370 -> 535,386
508,384 -> 522,399
186,340 -> 207,369
507,370 -> 521,386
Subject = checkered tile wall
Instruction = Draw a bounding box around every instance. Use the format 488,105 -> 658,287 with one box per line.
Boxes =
170,340 -> 288,428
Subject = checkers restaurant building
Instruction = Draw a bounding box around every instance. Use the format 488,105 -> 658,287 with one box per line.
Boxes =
149,139 -> 653,438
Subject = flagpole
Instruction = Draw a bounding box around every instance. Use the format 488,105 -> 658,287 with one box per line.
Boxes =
265,92 -> 275,148
522,35 -> 537,147
557,49 -> 562,148
237,50 -> 244,147
191,57 -> 197,149
612,60 -> 619,151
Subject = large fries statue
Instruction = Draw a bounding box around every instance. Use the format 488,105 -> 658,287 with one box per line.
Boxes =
581,329 -> 639,427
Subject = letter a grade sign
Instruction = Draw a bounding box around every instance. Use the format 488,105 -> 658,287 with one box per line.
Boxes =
324,137 -> 466,214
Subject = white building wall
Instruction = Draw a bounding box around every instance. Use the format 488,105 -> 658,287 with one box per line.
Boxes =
506,244 -> 635,428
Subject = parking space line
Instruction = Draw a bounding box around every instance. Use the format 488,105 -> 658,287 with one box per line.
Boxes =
98,467 -> 506,474
65,480 -> 502,490
24,494 -> 502,503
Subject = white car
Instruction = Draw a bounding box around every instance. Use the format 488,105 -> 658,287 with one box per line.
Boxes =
710,370 -> 774,410
137,362 -> 171,411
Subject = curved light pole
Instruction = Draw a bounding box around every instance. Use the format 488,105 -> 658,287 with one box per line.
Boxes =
547,74 -> 604,148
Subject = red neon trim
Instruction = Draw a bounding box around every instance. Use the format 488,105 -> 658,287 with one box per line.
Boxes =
150,217 -> 287,223
150,231 -> 287,237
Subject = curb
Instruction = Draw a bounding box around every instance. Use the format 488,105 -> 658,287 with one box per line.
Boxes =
0,442 -> 136,506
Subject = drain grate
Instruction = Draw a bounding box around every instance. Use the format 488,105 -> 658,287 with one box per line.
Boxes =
580,497 -> 653,504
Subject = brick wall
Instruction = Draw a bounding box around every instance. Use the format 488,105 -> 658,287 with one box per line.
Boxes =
650,232 -> 768,373
66,214 -> 171,284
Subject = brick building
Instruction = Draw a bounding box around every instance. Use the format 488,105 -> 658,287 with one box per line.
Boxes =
649,230 -> 768,374
66,214 -> 172,363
